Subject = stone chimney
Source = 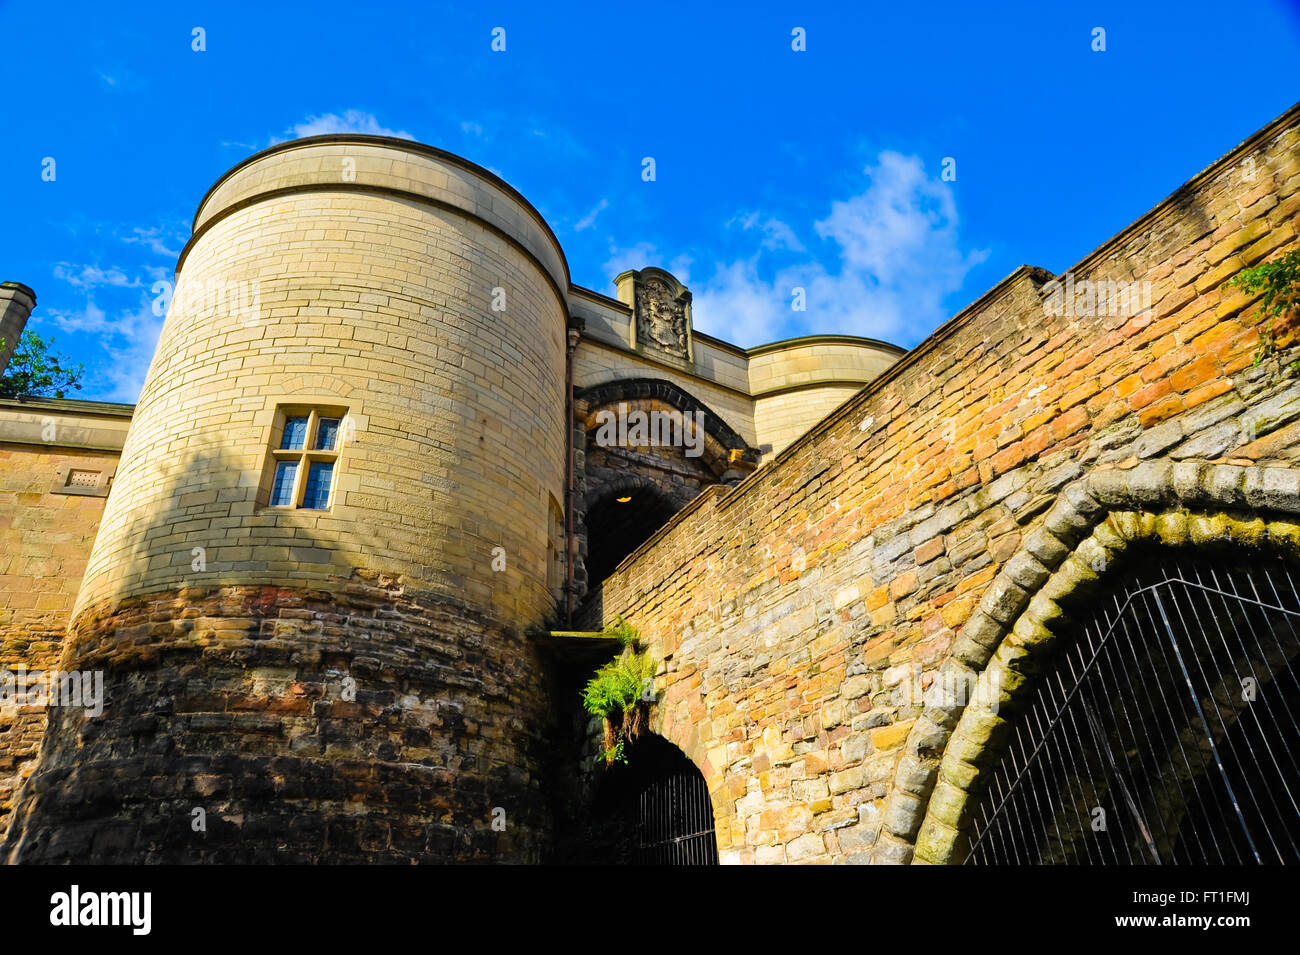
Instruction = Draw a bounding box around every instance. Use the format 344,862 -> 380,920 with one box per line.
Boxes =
0,282 -> 36,375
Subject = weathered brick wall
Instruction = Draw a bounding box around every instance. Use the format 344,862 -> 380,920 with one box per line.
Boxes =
3,580 -> 555,863
592,106 -> 1300,863
0,443 -> 117,841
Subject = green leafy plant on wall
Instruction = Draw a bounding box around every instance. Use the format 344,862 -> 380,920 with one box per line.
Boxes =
1222,249 -> 1300,369
581,616 -> 656,765
0,331 -> 85,400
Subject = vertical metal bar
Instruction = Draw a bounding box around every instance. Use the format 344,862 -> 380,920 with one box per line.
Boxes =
1149,584 -> 1262,864
1068,625 -> 1161,864
1030,683 -> 1102,865
1011,722 -> 1059,864
1120,588 -> 1226,862
1090,604 -> 1182,858
1163,565 -> 1282,862
1001,747 -> 1044,863
1131,587 -> 1235,863
1080,693 -> 1161,863
991,774 -> 1031,863
1255,560 -> 1300,701
1181,562 -> 1297,861
1211,563 -> 1300,796
1049,669 -> 1132,864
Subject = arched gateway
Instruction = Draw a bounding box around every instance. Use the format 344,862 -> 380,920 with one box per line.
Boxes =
588,734 -> 719,865
964,543 -> 1300,864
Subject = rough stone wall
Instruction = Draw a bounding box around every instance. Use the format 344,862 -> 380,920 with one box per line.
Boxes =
4,580 -> 554,863
591,107 -> 1300,863
0,443 -> 117,841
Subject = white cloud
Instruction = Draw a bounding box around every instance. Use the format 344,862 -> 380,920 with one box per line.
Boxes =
728,212 -> 805,252
691,151 -> 987,347
43,296 -> 166,401
100,301 -> 166,402
691,257 -> 789,344
460,120 -> 485,138
52,264 -> 140,290
120,225 -> 185,259
575,199 -> 609,232
604,241 -> 659,281
45,300 -> 111,334
273,111 -> 414,145
602,243 -> 694,288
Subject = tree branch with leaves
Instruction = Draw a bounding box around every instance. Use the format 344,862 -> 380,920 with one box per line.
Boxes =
0,331 -> 85,400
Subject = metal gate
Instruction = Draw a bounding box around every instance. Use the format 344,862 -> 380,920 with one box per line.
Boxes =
636,763 -> 719,864
966,548 -> 1300,864
593,734 -> 718,865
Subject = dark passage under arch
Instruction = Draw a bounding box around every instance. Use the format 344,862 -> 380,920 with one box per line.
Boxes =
585,486 -> 678,586
588,734 -> 718,865
965,544 -> 1300,865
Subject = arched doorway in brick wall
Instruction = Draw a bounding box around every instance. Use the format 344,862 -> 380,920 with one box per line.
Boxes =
585,733 -> 719,865
962,542 -> 1300,864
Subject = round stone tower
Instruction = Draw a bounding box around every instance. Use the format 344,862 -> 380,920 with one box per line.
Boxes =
5,137 -> 570,862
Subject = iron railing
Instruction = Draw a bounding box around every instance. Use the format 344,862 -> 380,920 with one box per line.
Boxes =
636,767 -> 719,864
966,550 -> 1300,864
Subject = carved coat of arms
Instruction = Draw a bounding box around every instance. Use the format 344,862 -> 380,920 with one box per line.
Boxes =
636,277 -> 689,357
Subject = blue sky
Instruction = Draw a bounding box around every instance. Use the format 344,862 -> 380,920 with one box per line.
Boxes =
2,0 -> 1298,401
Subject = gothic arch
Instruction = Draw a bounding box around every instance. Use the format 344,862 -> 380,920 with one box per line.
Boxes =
873,460 -> 1300,864
645,694 -> 733,859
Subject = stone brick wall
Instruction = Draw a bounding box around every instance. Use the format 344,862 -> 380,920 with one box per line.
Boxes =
4,579 -> 554,863
0,441 -> 119,842
77,181 -> 568,627
752,385 -> 864,457
591,105 -> 1300,863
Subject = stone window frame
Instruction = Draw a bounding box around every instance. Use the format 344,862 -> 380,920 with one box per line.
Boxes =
256,402 -> 352,512
871,460 -> 1300,865
545,491 -> 565,603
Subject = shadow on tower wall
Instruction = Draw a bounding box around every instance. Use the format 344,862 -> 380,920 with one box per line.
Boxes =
3,442 -> 558,864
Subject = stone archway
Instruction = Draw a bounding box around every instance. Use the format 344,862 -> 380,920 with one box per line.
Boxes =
576,377 -> 758,483
583,732 -> 719,864
573,378 -> 759,599
955,541 -> 1300,864
873,460 -> 1300,864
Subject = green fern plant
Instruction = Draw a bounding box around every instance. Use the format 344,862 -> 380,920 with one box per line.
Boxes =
581,616 -> 656,764
1222,249 -> 1300,369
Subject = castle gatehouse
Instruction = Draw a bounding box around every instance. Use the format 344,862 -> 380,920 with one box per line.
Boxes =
1,102 -> 1298,863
